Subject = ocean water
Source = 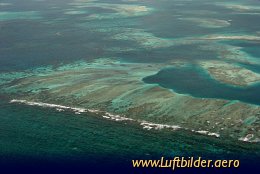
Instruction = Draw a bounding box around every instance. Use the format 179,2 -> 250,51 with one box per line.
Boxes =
0,98 -> 259,173
0,0 -> 260,173
1,0 -> 259,71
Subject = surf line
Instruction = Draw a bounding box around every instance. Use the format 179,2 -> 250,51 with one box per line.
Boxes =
10,99 -> 220,138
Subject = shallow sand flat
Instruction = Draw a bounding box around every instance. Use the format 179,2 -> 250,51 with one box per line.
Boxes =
199,44 -> 260,64
64,10 -> 87,15
111,28 -> 174,49
1,58 -> 259,142
178,18 -> 230,28
110,29 -> 260,64
214,2 -> 260,12
202,34 -> 260,41
199,61 -> 260,87
96,27 -> 260,64
68,1 -> 152,19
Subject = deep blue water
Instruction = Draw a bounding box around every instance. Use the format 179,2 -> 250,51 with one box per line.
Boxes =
143,66 -> 260,105
0,99 -> 259,173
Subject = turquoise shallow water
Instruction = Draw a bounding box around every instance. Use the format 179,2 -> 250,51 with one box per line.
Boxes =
0,0 -> 260,172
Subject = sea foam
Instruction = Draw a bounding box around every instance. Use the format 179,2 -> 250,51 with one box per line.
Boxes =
10,99 -> 222,139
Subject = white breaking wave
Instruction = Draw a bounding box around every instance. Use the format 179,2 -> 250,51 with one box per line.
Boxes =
10,99 -> 134,122
140,122 -> 181,131
193,130 -> 220,138
239,134 -> 260,143
102,112 -> 134,121
10,99 -> 221,139
10,99 -> 88,113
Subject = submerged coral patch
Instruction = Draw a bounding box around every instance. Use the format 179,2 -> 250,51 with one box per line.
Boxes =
199,61 -> 260,87
178,18 -> 231,28
1,58 -> 259,142
68,1 -> 152,20
64,10 -> 87,15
